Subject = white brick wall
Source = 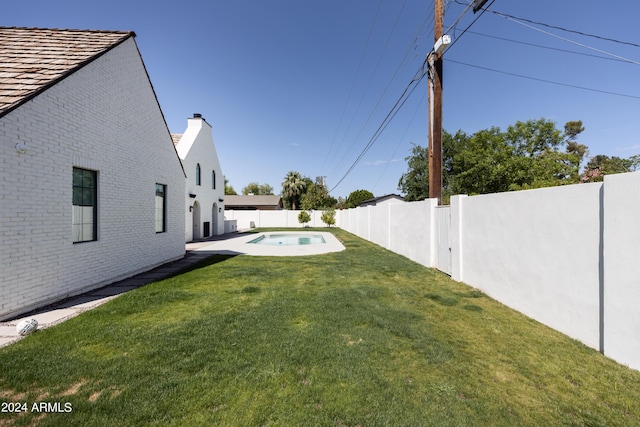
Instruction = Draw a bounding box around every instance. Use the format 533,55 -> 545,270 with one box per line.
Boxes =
0,38 -> 186,320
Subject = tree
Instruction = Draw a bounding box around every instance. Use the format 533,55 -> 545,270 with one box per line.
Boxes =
564,120 -> 588,180
298,210 -> 311,227
224,178 -> 237,195
399,118 -> 589,201
241,182 -> 274,195
345,189 -> 374,208
281,171 -> 306,210
398,143 -> 430,202
581,155 -> 634,182
564,120 -> 585,141
301,177 -> 335,210
321,209 -> 336,227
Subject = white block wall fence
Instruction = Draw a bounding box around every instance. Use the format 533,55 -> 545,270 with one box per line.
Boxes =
225,171 -> 640,370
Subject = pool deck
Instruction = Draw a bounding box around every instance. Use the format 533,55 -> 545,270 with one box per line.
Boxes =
190,231 -> 346,257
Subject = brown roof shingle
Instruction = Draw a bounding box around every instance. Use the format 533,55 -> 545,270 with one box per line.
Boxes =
171,134 -> 183,146
0,27 -> 134,117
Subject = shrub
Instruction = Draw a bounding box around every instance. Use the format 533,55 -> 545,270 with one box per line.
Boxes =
298,210 -> 311,227
321,209 -> 336,227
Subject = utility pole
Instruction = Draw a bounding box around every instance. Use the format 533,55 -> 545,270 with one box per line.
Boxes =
427,0 -> 489,204
428,0 -> 445,204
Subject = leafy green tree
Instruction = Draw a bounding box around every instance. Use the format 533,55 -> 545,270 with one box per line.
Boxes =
345,189 -> 374,208
564,120 -> 588,181
398,143 -> 430,202
399,118 -> 589,200
242,182 -> 274,195
321,208 -> 336,227
564,120 -> 585,141
224,179 -> 237,195
582,155 -> 634,182
297,210 -> 311,226
301,177 -> 335,210
282,171 -> 306,210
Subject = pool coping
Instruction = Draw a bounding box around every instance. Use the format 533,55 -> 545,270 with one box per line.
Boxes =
192,231 -> 346,257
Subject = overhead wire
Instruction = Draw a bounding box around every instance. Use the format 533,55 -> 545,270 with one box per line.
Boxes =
327,4 -> 431,181
444,0 -> 496,52
330,0 -> 640,193
371,89 -> 427,192
319,0 -> 383,175
498,15 -> 640,65
329,67 -> 428,193
329,0 -> 495,193
485,8 -> 640,49
446,58 -> 640,100
327,0 -> 410,179
468,30 -> 635,64
326,2 -> 435,190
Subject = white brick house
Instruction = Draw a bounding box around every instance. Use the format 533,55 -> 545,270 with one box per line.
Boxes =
0,27 -> 186,320
172,114 -> 225,241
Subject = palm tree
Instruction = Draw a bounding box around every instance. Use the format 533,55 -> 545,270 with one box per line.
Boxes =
282,171 -> 306,210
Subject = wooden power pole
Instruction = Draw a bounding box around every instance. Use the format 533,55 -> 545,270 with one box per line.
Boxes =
428,0 -> 445,204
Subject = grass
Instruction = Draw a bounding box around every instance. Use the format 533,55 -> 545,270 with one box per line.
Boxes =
1,228 -> 640,426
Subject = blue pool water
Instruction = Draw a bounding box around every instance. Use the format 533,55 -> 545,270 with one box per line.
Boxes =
248,233 -> 326,246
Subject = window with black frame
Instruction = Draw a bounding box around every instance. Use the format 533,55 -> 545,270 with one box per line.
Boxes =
72,167 -> 97,243
155,183 -> 167,233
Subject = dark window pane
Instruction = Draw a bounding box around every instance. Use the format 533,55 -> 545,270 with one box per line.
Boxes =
73,168 -> 83,187
73,187 -> 83,205
83,170 -> 95,188
82,188 -> 94,205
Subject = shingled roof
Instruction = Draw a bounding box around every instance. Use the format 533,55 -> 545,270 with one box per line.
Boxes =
0,27 -> 134,118
171,134 -> 183,146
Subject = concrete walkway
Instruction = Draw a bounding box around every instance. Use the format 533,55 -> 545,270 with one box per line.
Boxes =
0,240 -> 226,349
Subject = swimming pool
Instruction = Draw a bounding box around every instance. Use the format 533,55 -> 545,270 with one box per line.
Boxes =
248,233 -> 326,246
190,231 -> 345,256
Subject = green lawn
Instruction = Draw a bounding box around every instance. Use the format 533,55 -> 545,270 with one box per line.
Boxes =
1,229 -> 639,426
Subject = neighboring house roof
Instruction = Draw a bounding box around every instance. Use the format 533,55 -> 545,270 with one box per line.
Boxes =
0,27 -> 134,118
358,194 -> 405,207
225,195 -> 283,209
171,134 -> 183,146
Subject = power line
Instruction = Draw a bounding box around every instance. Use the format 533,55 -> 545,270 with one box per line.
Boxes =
326,2 -> 435,186
453,0 -> 640,49
468,30 -> 635,64
489,9 -> 640,49
327,0 -> 410,178
371,89 -> 427,192
446,58 -> 640,100
329,68 -> 428,193
320,0 -> 384,175
500,14 -> 640,65
444,0 -> 496,51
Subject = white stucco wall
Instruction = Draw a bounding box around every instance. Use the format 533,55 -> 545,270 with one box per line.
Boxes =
388,199 -> 437,267
225,209 -> 329,229
603,171 -> 640,370
460,183 -> 603,351
369,205 -> 390,249
175,116 -> 225,241
0,38 -> 186,320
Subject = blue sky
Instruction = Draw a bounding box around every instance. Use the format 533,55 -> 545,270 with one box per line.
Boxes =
5,0 -> 640,199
